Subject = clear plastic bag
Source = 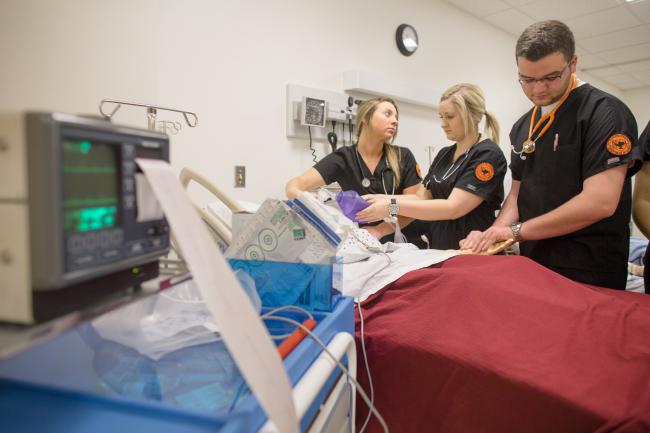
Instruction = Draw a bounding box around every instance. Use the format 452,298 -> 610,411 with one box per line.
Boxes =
92,270 -> 261,360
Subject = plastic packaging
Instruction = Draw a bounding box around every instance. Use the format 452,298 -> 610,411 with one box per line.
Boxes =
91,272 -> 261,360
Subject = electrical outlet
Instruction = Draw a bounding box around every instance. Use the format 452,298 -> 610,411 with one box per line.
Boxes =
235,166 -> 246,188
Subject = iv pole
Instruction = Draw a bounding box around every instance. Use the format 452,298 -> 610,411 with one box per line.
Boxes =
98,99 -> 199,133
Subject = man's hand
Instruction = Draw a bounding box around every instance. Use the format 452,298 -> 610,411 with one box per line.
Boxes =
459,225 -> 513,252
458,238 -> 514,255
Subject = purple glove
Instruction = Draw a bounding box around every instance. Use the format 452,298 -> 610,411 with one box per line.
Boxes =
336,190 -> 369,223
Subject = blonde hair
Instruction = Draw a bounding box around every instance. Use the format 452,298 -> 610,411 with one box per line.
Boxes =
356,97 -> 403,187
440,83 -> 500,144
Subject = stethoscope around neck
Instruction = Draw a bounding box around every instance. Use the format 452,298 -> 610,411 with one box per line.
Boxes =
354,145 -> 395,195
426,135 -> 479,186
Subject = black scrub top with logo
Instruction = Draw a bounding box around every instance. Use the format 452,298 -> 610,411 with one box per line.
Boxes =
638,120 -> 650,294
510,83 -> 641,290
422,139 -> 507,249
313,145 -> 428,246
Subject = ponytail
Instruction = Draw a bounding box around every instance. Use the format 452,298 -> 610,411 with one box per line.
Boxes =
484,111 -> 500,144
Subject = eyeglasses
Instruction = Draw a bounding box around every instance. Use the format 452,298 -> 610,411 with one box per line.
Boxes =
518,62 -> 570,86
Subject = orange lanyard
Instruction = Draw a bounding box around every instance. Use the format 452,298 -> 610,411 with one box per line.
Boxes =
527,74 -> 577,144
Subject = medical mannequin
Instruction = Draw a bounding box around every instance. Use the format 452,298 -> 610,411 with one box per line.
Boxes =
358,84 -> 507,250
460,20 -> 641,290
285,97 -> 428,246
633,120 -> 650,293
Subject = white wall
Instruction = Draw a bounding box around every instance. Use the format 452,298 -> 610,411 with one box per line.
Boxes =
0,1 -> 160,122
154,0 -> 536,202
2,0 -> 607,203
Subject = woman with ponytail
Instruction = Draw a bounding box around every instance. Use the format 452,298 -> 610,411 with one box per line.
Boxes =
358,83 -> 507,250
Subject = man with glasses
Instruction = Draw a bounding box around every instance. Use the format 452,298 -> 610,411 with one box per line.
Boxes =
460,20 -> 641,290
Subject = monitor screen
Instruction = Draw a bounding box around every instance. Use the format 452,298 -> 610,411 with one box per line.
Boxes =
62,139 -> 121,233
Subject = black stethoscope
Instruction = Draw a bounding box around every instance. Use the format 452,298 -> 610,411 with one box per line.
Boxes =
425,135 -> 480,186
354,145 -> 395,195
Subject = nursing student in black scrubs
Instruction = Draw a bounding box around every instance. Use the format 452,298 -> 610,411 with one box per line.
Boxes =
285,97 -> 429,246
357,84 -> 507,250
633,120 -> 650,294
460,20 -> 641,290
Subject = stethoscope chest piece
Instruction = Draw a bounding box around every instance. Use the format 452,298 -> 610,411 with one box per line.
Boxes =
513,139 -> 535,160
522,139 -> 536,154
355,145 -> 394,194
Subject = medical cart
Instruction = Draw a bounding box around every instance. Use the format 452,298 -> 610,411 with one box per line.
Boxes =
0,278 -> 355,433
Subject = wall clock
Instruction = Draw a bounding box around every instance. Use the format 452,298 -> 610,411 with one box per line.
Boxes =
396,24 -> 418,56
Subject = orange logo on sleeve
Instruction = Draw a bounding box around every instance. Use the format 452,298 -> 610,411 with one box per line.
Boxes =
475,162 -> 494,182
606,133 -> 632,156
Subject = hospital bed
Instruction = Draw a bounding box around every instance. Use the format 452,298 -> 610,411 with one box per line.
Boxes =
163,170 -> 650,432
354,254 -> 650,433
160,167 -> 252,275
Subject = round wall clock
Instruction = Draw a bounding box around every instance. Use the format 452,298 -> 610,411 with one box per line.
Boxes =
396,24 -> 419,56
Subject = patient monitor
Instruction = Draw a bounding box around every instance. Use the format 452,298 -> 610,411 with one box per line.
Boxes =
0,112 -> 170,324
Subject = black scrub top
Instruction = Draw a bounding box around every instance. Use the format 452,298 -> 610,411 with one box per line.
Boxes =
314,145 -> 421,195
638,120 -> 650,162
638,121 -> 650,294
510,83 -> 641,290
422,139 -> 507,249
314,145 -> 428,247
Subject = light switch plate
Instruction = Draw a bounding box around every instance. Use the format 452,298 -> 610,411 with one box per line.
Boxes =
235,166 -> 246,188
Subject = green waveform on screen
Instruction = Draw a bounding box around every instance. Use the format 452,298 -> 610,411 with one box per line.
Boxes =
64,140 -> 92,154
64,206 -> 118,232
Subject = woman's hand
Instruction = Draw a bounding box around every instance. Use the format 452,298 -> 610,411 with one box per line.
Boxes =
356,198 -> 391,223
361,194 -> 391,202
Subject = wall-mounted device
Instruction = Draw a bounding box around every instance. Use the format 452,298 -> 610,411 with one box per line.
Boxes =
286,84 -> 358,148
300,97 -> 328,128
0,112 -> 170,324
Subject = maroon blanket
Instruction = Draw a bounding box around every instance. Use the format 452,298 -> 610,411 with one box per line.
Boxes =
355,255 -> 650,433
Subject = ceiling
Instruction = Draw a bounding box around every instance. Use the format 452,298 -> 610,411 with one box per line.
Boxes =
444,0 -> 650,90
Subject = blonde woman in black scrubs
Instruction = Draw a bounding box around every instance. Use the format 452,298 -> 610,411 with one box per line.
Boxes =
358,83 -> 507,250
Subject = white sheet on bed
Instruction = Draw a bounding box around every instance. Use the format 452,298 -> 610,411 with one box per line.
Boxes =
289,191 -> 458,302
338,229 -> 457,302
